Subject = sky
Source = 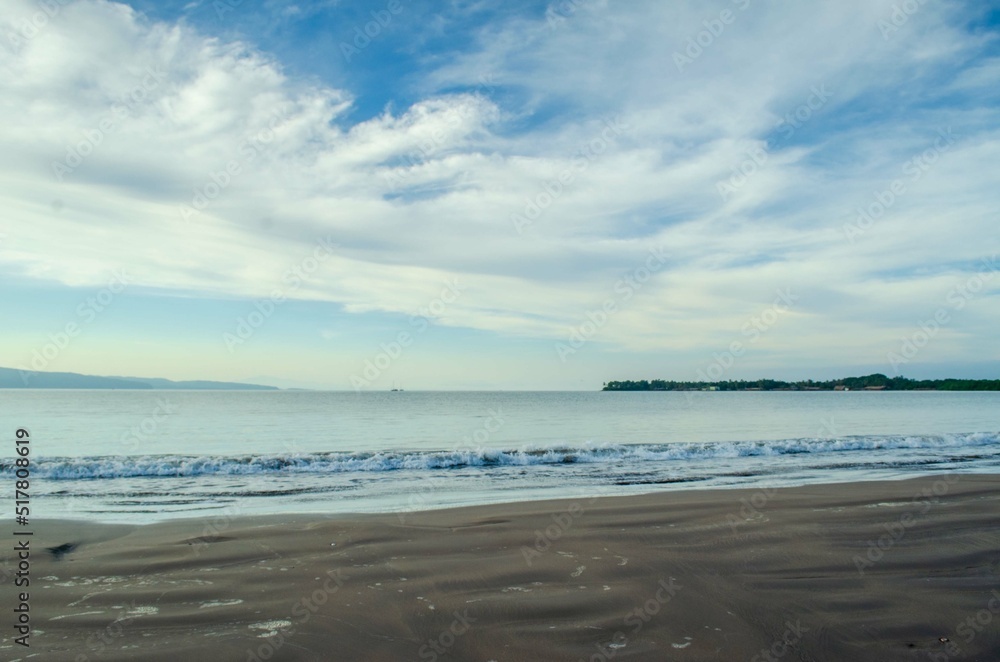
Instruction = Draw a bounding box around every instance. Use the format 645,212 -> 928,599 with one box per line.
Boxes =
1,0 -> 998,390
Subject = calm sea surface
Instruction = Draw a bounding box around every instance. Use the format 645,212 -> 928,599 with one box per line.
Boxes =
1,390 -> 998,522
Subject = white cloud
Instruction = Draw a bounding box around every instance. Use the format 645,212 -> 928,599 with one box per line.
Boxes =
0,0 -> 997,375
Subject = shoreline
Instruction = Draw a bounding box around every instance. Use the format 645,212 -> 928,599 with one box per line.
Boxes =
6,475 -> 1000,660
34,464 -> 1000,526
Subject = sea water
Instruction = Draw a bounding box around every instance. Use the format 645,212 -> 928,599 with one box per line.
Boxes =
1,390 -> 997,522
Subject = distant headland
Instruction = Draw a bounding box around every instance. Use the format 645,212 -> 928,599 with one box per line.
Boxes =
602,374 -> 1000,392
0,367 -> 278,390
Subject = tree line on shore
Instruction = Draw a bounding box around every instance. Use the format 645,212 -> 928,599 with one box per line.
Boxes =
601,374 -> 1000,391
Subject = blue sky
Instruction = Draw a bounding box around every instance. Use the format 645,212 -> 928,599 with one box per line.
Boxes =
1,0 -> 998,389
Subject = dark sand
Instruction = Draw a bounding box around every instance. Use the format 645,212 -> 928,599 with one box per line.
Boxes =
4,475 -> 1000,661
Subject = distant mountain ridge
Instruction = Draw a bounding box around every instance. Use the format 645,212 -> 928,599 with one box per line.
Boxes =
0,367 -> 279,390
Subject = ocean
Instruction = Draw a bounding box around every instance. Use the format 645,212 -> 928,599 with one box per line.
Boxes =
2,390 -> 998,522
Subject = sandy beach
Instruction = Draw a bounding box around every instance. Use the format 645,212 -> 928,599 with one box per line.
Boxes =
5,474 -> 1000,661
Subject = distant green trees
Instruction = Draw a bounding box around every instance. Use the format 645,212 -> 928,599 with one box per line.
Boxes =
601,374 -> 1000,391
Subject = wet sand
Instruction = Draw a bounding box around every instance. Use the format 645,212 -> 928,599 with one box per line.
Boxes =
4,474 -> 1000,661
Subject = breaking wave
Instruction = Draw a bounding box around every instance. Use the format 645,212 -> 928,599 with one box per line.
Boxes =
5,432 -> 997,480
